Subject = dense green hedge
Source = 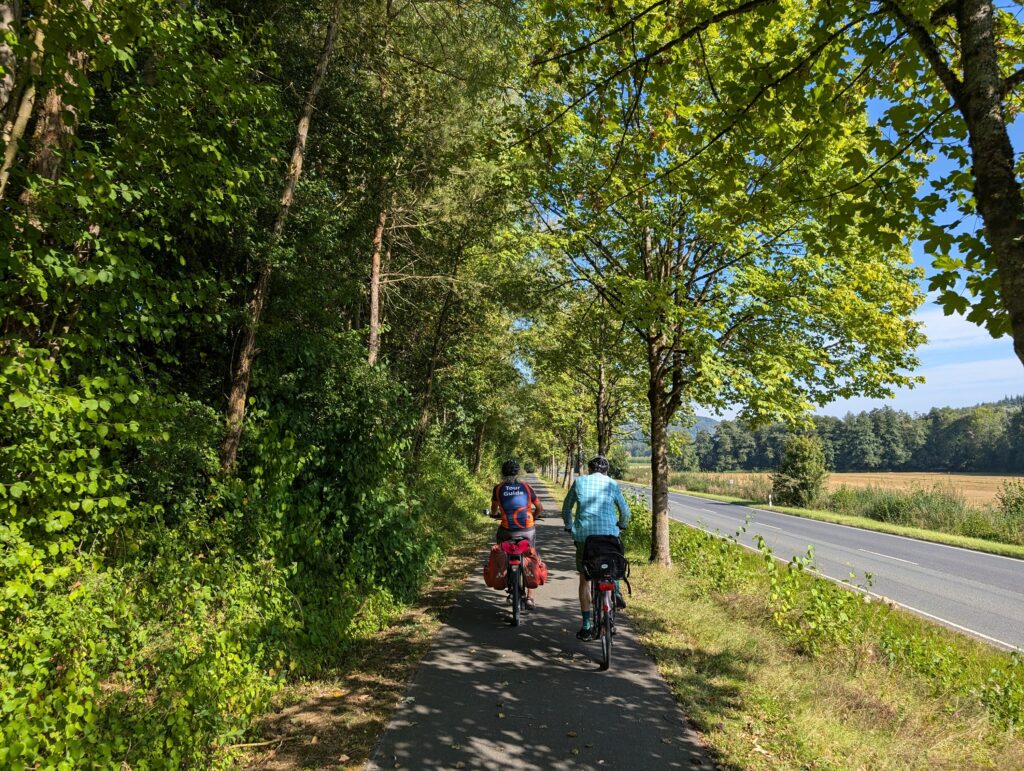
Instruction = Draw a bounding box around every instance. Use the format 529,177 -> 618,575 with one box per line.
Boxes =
0,345 -> 489,767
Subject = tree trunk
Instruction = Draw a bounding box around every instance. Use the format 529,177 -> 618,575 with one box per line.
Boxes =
367,206 -> 387,365
220,0 -> 344,470
412,285 -> 455,458
596,360 -> 611,456
22,54 -> 86,188
563,448 -> 572,488
0,2 -> 21,115
0,20 -> 42,202
471,421 -> 487,475
647,346 -> 672,566
955,0 -> 1024,367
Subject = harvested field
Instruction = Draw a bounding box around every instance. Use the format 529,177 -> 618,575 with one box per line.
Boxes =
622,467 -> 1021,506
824,472 -> 1020,506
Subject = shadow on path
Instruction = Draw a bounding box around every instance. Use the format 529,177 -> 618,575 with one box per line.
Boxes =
367,476 -> 715,770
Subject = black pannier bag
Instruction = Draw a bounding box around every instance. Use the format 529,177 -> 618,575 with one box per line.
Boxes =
582,535 -> 630,591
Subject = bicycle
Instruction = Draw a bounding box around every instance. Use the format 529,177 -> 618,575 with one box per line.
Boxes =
588,559 -> 618,670
499,537 -> 531,626
581,533 -> 629,671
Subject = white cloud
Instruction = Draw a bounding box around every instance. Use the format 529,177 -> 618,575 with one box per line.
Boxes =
819,356 -> 1022,416
915,306 -> 1005,352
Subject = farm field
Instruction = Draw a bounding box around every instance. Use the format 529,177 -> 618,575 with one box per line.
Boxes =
824,471 -> 1021,505
623,464 -> 1020,505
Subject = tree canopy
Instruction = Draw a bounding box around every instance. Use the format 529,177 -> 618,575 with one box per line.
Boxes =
0,0 -> 1019,763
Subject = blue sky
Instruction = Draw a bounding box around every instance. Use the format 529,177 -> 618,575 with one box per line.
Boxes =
818,111 -> 1024,416
719,111 -> 1024,419
819,287 -> 1020,417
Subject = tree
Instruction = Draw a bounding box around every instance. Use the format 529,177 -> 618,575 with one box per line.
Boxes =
695,429 -> 716,471
772,434 -> 829,507
529,1 -> 924,565
220,0 -> 345,470
527,287 -> 644,457
528,0 -> 1024,368
668,430 -> 699,472
0,1 -> 534,761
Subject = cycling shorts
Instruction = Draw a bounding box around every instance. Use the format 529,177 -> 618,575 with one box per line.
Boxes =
496,526 -> 536,548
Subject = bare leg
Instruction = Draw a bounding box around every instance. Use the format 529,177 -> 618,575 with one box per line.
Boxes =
579,575 -> 592,612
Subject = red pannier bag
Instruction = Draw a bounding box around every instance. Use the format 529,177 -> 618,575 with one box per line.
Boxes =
483,544 -> 508,590
523,547 -> 548,589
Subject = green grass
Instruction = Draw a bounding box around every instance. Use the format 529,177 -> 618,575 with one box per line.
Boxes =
627,564 -> 1024,770
542,475 -> 1024,767
616,495 -> 1024,769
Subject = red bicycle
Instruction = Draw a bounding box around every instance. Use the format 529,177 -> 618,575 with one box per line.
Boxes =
500,537 -> 531,626
589,567 -> 617,670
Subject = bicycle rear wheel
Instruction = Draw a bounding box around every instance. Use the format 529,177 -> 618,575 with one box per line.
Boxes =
511,567 -> 522,626
599,589 -> 613,670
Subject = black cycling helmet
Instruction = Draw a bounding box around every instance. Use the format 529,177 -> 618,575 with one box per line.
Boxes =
587,455 -> 609,474
501,459 -> 520,477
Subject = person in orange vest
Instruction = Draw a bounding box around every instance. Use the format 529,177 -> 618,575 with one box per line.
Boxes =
490,459 -> 543,609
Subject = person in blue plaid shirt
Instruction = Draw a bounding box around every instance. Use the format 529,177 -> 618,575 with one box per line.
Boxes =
562,455 -> 631,641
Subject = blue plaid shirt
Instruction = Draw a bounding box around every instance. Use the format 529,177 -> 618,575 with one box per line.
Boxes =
562,473 -> 631,543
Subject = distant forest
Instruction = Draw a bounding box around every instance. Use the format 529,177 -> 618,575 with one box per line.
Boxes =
628,397 -> 1024,474
694,397 -> 1024,474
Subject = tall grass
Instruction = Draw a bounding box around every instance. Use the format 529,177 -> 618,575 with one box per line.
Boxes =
671,470 -> 774,501
621,464 -> 1024,547
620,490 -> 1024,732
826,484 -> 1024,545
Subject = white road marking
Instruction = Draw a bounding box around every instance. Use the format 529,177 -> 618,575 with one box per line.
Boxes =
756,523 -> 782,531
874,598 -> 1021,651
700,508 -> 717,514
858,548 -> 918,566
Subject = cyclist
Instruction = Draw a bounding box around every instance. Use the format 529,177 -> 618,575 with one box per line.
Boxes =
562,455 -> 631,640
491,459 -> 543,609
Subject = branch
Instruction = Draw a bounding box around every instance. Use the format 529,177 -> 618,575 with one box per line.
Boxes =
798,103 -> 954,204
696,31 -> 720,103
718,309 -> 758,348
879,0 -> 964,106
531,0 -> 673,65
523,0 -> 778,143
1004,66 -> 1024,94
929,0 -> 959,24
602,15 -> 861,211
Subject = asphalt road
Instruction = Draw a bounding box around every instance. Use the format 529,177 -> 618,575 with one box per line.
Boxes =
368,478 -> 714,771
623,482 -> 1024,651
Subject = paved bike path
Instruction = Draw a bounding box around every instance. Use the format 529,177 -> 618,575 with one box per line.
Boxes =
368,477 -> 713,770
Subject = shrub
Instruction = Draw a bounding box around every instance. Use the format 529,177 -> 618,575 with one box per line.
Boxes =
771,435 -> 828,507
607,443 -> 632,479
997,479 -> 1024,542
621,490 -> 652,555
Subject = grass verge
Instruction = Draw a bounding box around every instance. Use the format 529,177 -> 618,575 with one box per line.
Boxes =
627,562 -> 1024,769
620,482 -> 1024,561
619,492 -> 1024,769
233,515 -> 492,770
